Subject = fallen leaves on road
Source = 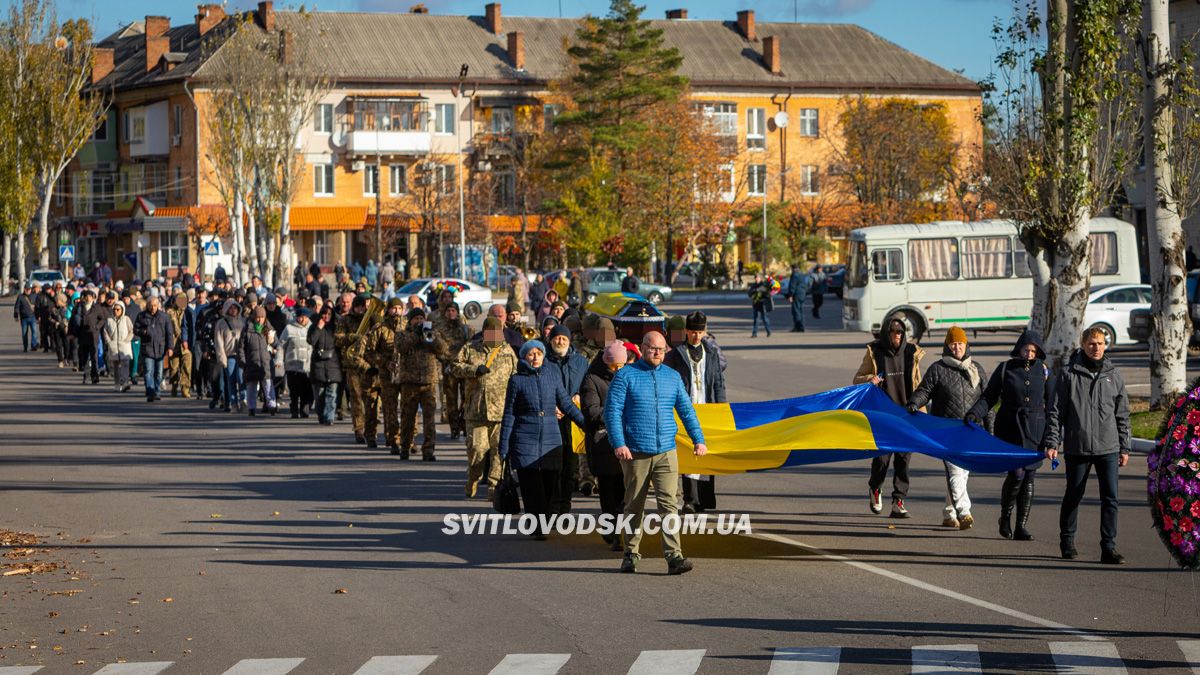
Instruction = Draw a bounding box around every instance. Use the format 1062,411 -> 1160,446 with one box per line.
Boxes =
271,511 -> 280,516
161,597 -> 173,603
0,529 -> 39,547
209,514 -> 222,519
2,562 -> 59,576
334,588 -> 348,594
44,589 -> 84,597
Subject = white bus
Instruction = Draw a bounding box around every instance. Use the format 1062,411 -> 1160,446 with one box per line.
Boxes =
841,217 -> 1141,342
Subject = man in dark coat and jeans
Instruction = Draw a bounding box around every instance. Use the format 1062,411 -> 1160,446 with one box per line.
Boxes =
1044,326 -> 1131,565
134,296 -> 175,402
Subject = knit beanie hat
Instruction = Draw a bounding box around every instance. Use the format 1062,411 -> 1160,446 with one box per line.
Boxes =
685,311 -> 707,332
519,339 -> 546,361
602,340 -> 628,365
666,315 -> 686,331
549,324 -> 572,341
945,326 -> 968,346
482,316 -> 502,331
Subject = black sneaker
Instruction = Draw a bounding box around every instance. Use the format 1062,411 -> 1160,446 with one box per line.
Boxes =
620,556 -> 637,574
365,437 -> 378,448
667,557 -> 694,575
1061,544 -> 1079,560
1100,549 -> 1126,565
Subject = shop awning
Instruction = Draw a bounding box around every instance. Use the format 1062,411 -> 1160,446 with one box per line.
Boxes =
288,206 -> 369,231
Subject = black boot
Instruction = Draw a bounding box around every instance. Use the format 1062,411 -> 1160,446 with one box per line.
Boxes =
1014,478 -> 1035,541
998,473 -> 1019,539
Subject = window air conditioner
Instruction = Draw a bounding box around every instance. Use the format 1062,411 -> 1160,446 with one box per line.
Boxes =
171,134 -> 181,147
351,160 -> 366,172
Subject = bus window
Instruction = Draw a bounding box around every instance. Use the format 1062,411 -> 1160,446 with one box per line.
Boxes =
962,236 -> 1013,278
847,240 -> 868,288
908,238 -> 960,281
1013,242 -> 1033,277
1090,232 -> 1118,274
872,248 -> 903,282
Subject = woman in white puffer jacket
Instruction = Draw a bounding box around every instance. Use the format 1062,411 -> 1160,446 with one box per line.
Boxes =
104,301 -> 135,392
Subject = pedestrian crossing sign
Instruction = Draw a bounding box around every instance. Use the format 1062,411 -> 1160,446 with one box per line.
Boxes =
58,245 -> 75,261
203,240 -> 221,256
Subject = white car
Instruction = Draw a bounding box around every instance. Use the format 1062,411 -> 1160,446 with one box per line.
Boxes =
29,269 -> 66,286
392,277 -> 494,320
1083,283 -> 1151,346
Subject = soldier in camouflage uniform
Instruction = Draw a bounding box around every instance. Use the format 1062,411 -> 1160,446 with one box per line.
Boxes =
434,300 -> 470,440
336,294 -> 380,446
393,307 -> 449,460
166,292 -> 193,397
450,316 -> 518,499
364,298 -> 404,450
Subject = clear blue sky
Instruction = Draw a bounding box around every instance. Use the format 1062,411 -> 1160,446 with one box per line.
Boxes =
69,0 -> 1012,83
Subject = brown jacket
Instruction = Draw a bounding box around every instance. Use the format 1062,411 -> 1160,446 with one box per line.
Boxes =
852,342 -> 926,404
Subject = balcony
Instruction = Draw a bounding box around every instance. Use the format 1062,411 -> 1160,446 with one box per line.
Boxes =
346,130 -> 432,156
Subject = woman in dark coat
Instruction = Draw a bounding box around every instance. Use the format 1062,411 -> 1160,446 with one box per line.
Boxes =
580,341 -> 628,550
240,306 -> 277,416
967,329 -> 1052,541
500,340 -> 586,539
307,303 -> 342,426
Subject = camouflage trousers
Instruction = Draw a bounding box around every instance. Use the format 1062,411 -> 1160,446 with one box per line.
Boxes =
440,375 -> 465,433
346,370 -> 379,438
379,381 -> 401,447
466,420 -> 503,488
399,383 -> 437,454
168,348 -> 192,395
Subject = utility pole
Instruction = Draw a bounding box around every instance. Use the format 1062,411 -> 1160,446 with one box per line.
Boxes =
457,65 -> 468,280
762,168 -> 768,269
374,102 -> 382,264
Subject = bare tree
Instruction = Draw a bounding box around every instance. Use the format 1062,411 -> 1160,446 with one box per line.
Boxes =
389,154 -> 459,276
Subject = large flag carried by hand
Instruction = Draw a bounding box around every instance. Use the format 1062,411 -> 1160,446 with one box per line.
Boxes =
672,384 -> 1042,475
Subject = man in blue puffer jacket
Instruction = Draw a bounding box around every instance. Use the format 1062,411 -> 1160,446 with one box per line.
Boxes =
605,331 -> 708,575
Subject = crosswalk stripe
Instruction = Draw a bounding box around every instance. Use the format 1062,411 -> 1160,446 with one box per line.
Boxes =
220,658 -> 305,675
768,647 -> 841,675
93,664 -> 174,675
487,653 -> 570,675
351,655 -> 437,675
1178,640 -> 1200,673
0,668 -> 44,675
1049,641 -> 1127,674
911,644 -> 982,674
626,649 -> 706,675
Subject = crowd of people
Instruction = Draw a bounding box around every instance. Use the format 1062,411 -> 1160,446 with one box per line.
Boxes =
12,266 -> 1132,569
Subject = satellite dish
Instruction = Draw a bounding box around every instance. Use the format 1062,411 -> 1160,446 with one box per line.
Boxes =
774,111 -> 789,128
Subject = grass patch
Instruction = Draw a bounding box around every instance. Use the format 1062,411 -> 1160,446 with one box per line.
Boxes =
1131,409 -> 1166,440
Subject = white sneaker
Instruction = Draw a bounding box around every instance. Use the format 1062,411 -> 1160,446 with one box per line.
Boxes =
869,488 -> 883,514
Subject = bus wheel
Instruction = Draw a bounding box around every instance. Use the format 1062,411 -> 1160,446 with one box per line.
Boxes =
1089,322 -> 1116,347
887,311 -> 925,344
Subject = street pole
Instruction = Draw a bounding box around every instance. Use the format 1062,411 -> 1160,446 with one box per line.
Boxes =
762,168 -> 768,269
457,65 -> 469,280
374,105 -> 382,265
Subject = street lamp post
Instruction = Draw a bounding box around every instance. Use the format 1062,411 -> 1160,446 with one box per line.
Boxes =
762,168 -> 768,269
374,102 -> 382,265
457,65 -> 468,280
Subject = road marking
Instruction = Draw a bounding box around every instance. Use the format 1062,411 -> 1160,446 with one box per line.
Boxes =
0,668 -> 43,675
351,656 -> 437,675
93,664 -> 175,675
911,644 -> 981,673
768,647 -> 841,674
752,531 -> 1100,641
627,649 -> 706,675
220,658 -> 306,675
488,654 -> 570,675
1178,640 -> 1200,672
1049,641 -> 1127,674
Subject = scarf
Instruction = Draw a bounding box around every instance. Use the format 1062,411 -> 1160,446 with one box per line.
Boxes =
941,354 -> 980,389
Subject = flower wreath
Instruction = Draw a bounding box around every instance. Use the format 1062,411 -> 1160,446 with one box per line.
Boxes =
1150,377 -> 1200,569
764,275 -> 782,295
434,280 -> 467,295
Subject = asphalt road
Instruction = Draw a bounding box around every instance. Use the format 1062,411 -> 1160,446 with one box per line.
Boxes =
1,294 -> 1198,675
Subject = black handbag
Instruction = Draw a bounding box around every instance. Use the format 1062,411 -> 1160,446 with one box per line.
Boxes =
492,459 -> 522,515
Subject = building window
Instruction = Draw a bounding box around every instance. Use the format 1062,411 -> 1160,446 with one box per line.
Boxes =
174,166 -> 183,200
122,111 -> 130,144
93,115 -> 108,142
314,163 -> 334,196
173,104 -> 182,136
719,163 -> 734,201
748,164 -> 766,196
159,231 -> 186,269
91,172 -> 114,214
800,165 -> 819,195
543,104 -> 562,132
747,108 -> 765,150
799,108 -> 819,137
494,170 -> 515,210
315,103 -> 333,133
54,175 -> 66,207
434,103 -> 456,135
389,164 -> 407,195
492,107 -> 514,134
363,164 -> 379,196
313,231 -> 330,265
131,115 -> 145,144
436,163 -> 457,195
702,103 -> 737,136
351,99 -> 423,132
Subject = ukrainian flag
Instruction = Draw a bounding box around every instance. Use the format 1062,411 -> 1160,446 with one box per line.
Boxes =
666,383 -> 1043,475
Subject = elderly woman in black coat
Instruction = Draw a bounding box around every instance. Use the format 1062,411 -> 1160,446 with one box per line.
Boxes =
967,330 -> 1052,541
307,303 -> 342,426
580,340 -> 630,550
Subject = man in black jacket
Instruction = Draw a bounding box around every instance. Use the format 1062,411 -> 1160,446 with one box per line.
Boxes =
1044,326 -> 1131,565
13,284 -> 37,352
135,296 -> 175,402
35,285 -> 55,352
620,267 -> 640,294
665,311 -> 727,513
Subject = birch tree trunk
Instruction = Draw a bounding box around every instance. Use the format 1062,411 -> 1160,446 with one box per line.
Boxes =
233,193 -> 248,285
1,231 -> 11,295
35,181 -> 52,269
1145,0 -> 1189,407
279,202 -> 292,292
1040,215 -> 1093,369
15,225 -> 28,289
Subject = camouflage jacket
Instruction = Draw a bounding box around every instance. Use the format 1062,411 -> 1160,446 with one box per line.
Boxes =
449,339 -> 518,423
363,316 -> 401,374
577,339 -> 601,364
392,328 -> 450,385
433,313 -> 470,363
335,311 -> 377,372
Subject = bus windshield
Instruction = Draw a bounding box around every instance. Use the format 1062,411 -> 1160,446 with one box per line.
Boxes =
847,240 -> 868,288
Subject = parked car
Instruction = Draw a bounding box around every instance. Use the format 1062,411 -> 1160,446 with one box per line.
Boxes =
822,264 -> 846,299
583,267 -> 673,305
1128,270 -> 1200,344
673,261 -> 728,289
1083,283 -> 1151,346
392,277 -> 494,320
29,268 -> 66,286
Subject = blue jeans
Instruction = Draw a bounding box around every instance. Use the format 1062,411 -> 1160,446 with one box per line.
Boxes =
223,358 -> 243,408
1060,452 -> 1120,551
751,305 -> 771,336
315,381 -> 339,423
143,358 -> 164,397
19,317 -> 37,350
